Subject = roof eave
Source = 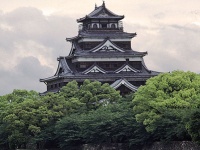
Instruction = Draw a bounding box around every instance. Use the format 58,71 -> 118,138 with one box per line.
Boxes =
77,16 -> 124,22
66,36 -> 79,42
39,76 -> 59,82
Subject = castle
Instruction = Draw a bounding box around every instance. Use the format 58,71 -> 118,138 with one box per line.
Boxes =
40,2 -> 159,95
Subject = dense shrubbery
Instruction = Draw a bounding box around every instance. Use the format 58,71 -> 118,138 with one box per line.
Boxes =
0,71 -> 200,149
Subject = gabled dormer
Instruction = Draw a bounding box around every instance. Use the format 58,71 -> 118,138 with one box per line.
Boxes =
90,39 -> 125,52
82,64 -> 107,74
55,57 -> 73,76
77,1 -> 124,31
115,63 -> 141,73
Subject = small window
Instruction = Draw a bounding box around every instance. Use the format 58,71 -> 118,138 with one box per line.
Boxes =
111,24 -> 116,28
102,24 -> 107,28
93,24 -> 98,28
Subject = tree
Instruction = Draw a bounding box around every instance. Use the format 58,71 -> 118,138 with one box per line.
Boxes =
33,92 -> 69,149
55,93 -> 151,149
0,89 -> 71,149
59,80 -> 121,112
186,109 -> 200,144
0,90 -> 41,149
132,71 -> 200,141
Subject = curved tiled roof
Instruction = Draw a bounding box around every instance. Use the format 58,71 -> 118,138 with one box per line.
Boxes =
55,57 -> 73,76
74,50 -> 147,57
79,30 -> 137,39
77,2 -> 124,22
66,31 -> 137,42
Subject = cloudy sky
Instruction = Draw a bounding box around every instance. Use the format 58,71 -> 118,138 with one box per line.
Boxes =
0,0 -> 200,95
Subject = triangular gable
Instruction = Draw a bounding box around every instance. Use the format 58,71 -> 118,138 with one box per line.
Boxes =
97,11 -> 109,17
115,64 -> 140,73
92,40 -> 125,52
55,57 -> 72,76
95,8 -> 115,17
110,79 -> 138,92
82,65 -> 106,74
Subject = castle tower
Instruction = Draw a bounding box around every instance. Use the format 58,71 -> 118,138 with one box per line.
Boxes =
40,2 -> 159,95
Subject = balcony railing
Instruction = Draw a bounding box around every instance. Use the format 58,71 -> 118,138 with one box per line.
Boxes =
78,21 -> 124,32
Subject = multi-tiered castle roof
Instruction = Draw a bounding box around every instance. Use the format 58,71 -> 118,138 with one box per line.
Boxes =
40,2 -> 159,95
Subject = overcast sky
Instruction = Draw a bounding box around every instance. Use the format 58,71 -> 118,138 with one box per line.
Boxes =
0,0 -> 200,95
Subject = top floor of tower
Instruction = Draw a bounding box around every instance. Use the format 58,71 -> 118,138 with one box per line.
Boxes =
77,1 -> 125,32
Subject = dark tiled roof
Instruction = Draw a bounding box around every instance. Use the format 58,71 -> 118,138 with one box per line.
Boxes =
77,2 -> 124,22
66,31 -> 137,42
67,37 -> 147,57
79,30 -> 136,38
74,50 -> 147,57
56,57 -> 73,75
40,57 -> 160,82
39,89 -> 59,96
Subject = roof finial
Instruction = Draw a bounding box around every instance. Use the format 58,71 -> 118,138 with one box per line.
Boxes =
102,0 -> 105,7
95,3 -> 97,9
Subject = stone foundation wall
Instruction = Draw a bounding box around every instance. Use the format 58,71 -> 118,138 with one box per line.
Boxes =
17,141 -> 200,150
82,143 -> 128,150
142,141 -> 200,150
82,141 -> 200,150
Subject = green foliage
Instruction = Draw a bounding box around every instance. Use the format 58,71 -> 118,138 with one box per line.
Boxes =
0,89 -> 71,149
59,80 -> 121,112
55,114 -> 83,148
186,109 -> 200,144
55,95 -> 151,149
6,75 -> 200,148
133,71 -> 200,141
0,90 -> 41,149
0,80 -> 122,149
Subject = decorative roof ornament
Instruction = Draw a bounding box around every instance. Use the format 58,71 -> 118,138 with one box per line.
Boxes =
95,3 -> 97,9
102,0 -> 105,7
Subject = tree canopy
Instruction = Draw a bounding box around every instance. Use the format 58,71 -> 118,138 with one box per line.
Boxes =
1,73 -> 200,149
133,71 -> 200,140
0,80 -> 122,149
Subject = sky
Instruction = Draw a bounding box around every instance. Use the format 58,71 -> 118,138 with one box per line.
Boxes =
0,0 -> 200,95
